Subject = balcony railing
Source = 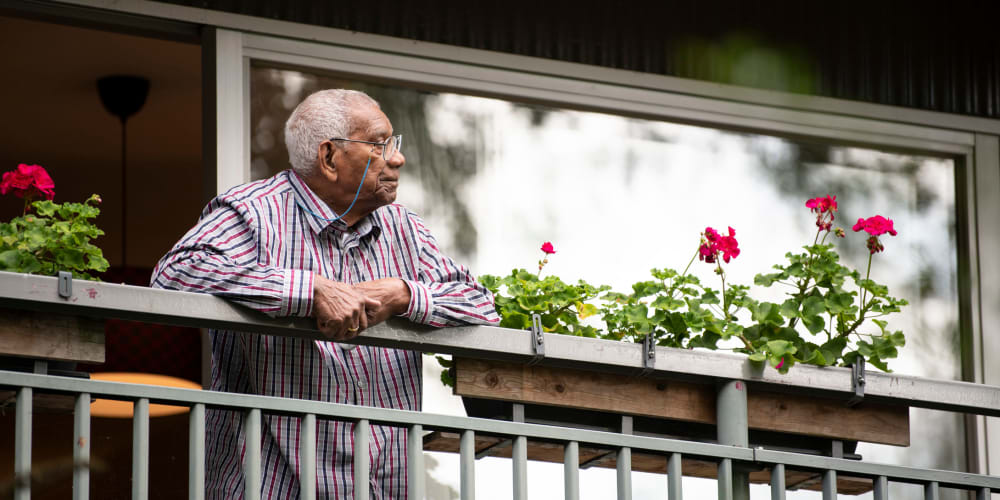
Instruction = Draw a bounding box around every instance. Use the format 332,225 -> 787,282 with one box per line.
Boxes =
1,270 -> 999,500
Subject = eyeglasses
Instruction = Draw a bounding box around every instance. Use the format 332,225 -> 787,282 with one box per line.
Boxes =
329,134 -> 402,161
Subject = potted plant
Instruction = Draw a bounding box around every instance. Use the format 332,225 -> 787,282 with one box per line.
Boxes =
0,163 -> 109,365
438,195 -> 910,451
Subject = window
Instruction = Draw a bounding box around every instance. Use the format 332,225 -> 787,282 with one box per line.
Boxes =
251,66 -> 965,498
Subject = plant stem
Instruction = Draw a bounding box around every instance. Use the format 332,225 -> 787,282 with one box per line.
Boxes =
670,248 -> 701,300
858,253 -> 873,323
737,334 -> 753,350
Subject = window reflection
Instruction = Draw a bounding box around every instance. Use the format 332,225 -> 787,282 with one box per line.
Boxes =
250,65 -> 964,496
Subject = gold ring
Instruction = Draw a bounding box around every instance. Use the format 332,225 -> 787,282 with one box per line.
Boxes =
347,327 -> 359,332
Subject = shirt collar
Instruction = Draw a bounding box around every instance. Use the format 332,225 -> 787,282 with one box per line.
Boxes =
287,169 -> 382,240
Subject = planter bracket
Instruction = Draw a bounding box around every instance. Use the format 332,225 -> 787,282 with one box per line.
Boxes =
527,313 -> 544,366
57,271 -> 72,299
848,357 -> 866,407
640,334 -> 656,376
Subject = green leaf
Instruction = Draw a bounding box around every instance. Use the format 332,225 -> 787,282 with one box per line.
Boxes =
779,299 -> 800,318
748,352 -> 766,362
802,296 -> 825,318
802,315 -> 826,334
499,312 -> 531,330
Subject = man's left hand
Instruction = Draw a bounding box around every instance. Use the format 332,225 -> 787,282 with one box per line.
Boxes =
355,278 -> 411,326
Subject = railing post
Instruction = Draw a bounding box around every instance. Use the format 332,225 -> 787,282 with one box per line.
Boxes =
407,424 -> 425,500
667,452 -> 683,500
189,403 -> 206,500
460,430 -> 475,500
770,463 -> 785,500
244,408 -> 261,500
873,475 -> 888,500
132,398 -> 150,500
15,387 -> 32,500
74,392 -> 91,500
512,404 -> 527,500
617,415 -> 632,500
300,413 -> 316,500
564,441 -> 579,500
717,380 -> 749,500
354,419 -> 370,500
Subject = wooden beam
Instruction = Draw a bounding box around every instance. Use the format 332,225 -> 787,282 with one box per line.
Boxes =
0,309 -> 104,363
455,358 -> 909,446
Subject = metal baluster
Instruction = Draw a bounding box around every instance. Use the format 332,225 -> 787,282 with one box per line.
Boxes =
718,459 -> 733,500
822,470 -> 836,500
513,404 -> 527,500
977,488 -> 990,500
923,481 -> 938,500
617,416 -> 632,500
74,393 -> 91,500
132,398 -> 150,500
564,441 -> 579,500
244,409 -> 261,500
717,381 -> 749,500
407,424 -> 425,500
667,452 -> 682,500
769,463 -> 784,500
460,430 -> 475,500
300,414 -> 316,500
15,387 -> 32,500
354,419 -> 370,500
189,403 -> 205,500
873,476 -> 888,500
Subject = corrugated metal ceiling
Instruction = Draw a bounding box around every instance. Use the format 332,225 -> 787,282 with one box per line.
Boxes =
160,0 -> 1000,119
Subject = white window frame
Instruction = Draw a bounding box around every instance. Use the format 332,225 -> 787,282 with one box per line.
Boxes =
26,0 -> 1000,478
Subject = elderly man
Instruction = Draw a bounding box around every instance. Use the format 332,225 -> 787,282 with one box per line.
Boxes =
152,89 -> 498,499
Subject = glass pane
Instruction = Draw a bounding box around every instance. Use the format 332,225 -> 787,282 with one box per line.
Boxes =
251,65 -> 964,498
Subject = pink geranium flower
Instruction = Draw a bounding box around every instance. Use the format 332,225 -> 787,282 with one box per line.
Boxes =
1,164 -> 55,201
853,215 -> 898,254
806,195 -> 837,214
699,226 -> 740,264
540,242 -> 556,254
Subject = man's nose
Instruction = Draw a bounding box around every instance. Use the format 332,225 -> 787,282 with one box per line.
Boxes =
388,151 -> 405,167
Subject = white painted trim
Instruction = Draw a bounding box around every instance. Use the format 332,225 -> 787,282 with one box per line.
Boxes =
212,28 -> 246,193
974,134 -> 1000,476
44,0 -> 1000,135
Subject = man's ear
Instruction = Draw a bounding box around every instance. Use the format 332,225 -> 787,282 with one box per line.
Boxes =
316,141 -> 337,177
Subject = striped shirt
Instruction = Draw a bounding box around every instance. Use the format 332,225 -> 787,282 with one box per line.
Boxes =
151,169 -> 498,499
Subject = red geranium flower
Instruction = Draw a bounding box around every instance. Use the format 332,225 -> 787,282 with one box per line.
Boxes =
853,215 -> 898,254
0,164 -> 55,201
805,195 -> 837,214
540,242 -> 556,254
699,226 -> 740,264
852,215 -> 897,236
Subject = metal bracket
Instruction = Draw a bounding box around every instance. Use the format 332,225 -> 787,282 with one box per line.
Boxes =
57,271 -> 72,299
640,334 -> 656,376
527,313 -> 544,366
847,357 -> 866,407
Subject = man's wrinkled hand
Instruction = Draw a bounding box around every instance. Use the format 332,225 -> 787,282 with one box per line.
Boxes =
313,275 -> 380,341
354,278 -> 411,326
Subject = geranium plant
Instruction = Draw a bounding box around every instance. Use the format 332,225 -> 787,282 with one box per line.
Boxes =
0,164 -> 109,280
439,194 -> 907,386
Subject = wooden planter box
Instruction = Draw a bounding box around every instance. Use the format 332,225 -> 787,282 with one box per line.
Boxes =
423,357 -> 910,495
0,308 -> 105,364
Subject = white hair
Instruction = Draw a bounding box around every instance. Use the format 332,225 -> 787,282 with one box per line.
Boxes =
284,89 -> 380,176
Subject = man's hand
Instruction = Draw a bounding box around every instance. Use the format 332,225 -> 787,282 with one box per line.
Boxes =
313,275 -> 381,341
354,278 -> 411,326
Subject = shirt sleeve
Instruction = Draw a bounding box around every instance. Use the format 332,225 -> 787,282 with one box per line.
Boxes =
150,196 -> 314,318
399,211 -> 499,328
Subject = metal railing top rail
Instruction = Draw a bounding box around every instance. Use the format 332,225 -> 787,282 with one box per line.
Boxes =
3,368 -> 999,492
2,271 -> 999,417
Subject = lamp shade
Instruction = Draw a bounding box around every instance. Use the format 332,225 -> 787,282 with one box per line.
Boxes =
97,75 -> 149,122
